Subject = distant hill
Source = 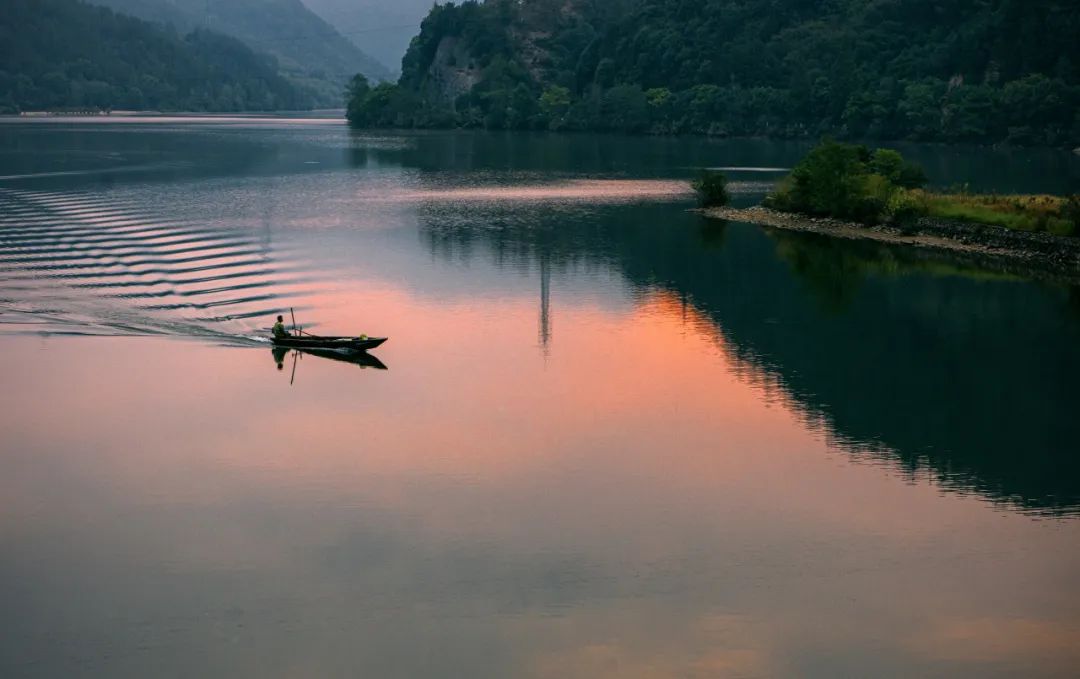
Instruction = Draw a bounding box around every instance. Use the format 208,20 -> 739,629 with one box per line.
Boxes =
301,0 -> 435,75
0,0 -> 310,113
348,0 -> 1080,147
88,0 -> 392,105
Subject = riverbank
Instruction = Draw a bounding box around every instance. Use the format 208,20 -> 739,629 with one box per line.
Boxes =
0,109 -> 344,120
704,205 -> 1080,282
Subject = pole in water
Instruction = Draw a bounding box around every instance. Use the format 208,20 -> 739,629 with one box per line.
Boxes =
290,307 -> 297,334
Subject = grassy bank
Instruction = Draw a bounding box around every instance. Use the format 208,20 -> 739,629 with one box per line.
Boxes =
920,192 -> 1078,236
763,140 -> 1080,237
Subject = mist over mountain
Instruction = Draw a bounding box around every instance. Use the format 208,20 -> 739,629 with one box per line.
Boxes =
89,0 -> 392,105
301,0 -> 435,75
0,0 -> 310,112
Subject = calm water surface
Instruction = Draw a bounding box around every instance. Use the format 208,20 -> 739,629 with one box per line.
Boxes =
1,118 -> 1079,677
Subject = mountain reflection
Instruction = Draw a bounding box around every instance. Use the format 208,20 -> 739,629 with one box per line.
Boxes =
419,201 -> 1080,515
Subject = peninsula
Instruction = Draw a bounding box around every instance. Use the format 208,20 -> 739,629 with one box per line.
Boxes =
699,141 -> 1080,280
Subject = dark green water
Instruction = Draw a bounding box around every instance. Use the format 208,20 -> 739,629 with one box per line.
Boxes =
1,118 -> 1078,677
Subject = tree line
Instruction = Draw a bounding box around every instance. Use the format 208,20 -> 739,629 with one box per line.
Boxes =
347,0 -> 1080,147
88,0 -> 392,107
0,0 -> 312,113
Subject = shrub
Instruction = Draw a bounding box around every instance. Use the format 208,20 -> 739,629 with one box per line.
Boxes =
691,169 -> 730,207
1063,194 -> 1080,230
869,148 -> 928,189
885,188 -> 929,225
768,140 -> 930,224
763,177 -> 795,211
1046,218 -> 1076,237
786,140 -> 871,218
854,174 -> 896,224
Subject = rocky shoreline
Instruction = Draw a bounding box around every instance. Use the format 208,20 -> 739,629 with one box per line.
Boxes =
703,205 -> 1080,282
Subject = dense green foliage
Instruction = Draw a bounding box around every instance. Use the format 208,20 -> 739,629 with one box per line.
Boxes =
348,0 -> 1080,146
767,140 -> 1079,235
691,170 -> 730,208
766,141 -> 929,223
0,0 -> 310,112
345,75 -> 425,128
87,0 -> 391,105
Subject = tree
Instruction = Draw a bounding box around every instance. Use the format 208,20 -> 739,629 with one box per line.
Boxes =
869,149 -> 927,189
345,74 -> 372,124
539,85 -> 571,128
691,170 -> 730,207
767,140 -> 930,224
602,84 -> 648,132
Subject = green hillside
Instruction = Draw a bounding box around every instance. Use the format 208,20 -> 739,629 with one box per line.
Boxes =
0,0 -> 309,112
348,0 -> 1080,146
89,0 -> 392,105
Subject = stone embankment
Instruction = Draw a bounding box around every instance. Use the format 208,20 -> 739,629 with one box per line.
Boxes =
704,206 -> 1080,280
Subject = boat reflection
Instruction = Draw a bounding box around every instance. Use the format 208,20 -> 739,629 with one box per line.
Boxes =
271,346 -> 388,378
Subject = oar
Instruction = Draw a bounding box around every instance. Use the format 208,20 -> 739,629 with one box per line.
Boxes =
288,307 -> 319,338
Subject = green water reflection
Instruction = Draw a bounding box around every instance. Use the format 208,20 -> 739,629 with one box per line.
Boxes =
416,200 -> 1080,514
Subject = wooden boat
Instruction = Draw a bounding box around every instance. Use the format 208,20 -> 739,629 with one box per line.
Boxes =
271,333 -> 387,352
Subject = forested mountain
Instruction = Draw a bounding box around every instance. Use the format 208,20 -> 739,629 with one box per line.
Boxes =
302,0 -> 435,75
88,0 -> 392,105
347,0 -> 1080,146
0,0 -> 309,112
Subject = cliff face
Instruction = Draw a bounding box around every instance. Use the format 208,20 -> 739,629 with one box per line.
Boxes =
422,37 -> 483,107
398,1 -> 582,90
420,26 -> 561,108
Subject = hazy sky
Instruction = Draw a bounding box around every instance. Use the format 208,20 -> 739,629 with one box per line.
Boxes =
301,0 -> 439,71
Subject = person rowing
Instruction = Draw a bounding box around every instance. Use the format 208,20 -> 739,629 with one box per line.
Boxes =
272,314 -> 289,339
269,309 -> 388,352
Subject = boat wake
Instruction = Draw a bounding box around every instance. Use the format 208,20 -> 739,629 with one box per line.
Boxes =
0,187 -> 318,344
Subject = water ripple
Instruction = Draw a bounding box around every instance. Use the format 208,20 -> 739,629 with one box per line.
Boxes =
0,187 -> 318,342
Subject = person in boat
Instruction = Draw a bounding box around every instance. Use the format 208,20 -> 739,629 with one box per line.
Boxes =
272,315 -> 289,339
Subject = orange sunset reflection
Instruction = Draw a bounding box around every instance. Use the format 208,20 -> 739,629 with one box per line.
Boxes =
2,278 -> 1078,677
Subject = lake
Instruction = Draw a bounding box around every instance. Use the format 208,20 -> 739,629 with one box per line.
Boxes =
1,117 -> 1078,678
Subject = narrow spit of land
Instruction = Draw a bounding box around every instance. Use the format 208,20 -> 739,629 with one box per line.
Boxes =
704,205 -> 1080,282
696,140 -> 1080,282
